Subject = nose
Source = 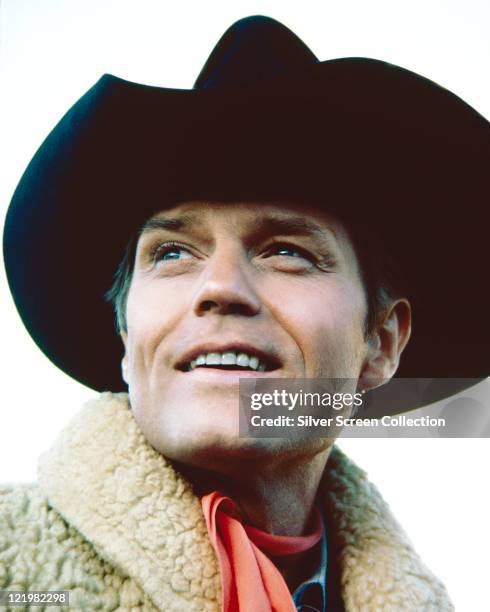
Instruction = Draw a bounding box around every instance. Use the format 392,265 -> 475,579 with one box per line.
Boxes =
192,244 -> 261,317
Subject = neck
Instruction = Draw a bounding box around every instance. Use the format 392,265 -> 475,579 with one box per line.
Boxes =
178,445 -> 331,592
177,445 -> 331,536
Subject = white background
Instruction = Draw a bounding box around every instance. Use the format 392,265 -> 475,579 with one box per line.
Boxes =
1,1 -> 489,610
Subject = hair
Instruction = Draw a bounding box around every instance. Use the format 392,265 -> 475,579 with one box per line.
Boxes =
346,220 -> 404,338
104,215 -> 403,340
105,232 -> 139,334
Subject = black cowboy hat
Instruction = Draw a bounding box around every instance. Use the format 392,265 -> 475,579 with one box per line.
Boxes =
3,16 -> 489,415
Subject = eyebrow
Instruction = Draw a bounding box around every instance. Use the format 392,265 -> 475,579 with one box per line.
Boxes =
140,214 -> 197,235
139,211 -> 336,243
248,214 -> 336,242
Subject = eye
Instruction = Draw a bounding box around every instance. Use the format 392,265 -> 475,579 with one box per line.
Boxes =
273,246 -> 304,258
151,242 -> 193,263
259,241 -> 335,273
264,242 -> 315,262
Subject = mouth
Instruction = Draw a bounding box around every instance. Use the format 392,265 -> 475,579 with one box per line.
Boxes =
176,345 -> 281,373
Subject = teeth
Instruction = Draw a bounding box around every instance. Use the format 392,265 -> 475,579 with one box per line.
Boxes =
236,353 -> 250,368
248,356 -> 259,370
206,353 -> 221,365
221,352 -> 237,365
188,351 -> 267,371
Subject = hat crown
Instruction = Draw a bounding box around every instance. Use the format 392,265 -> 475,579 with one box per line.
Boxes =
194,15 -> 318,89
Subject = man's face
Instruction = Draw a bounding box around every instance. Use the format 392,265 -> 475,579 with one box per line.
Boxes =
122,201 -> 372,467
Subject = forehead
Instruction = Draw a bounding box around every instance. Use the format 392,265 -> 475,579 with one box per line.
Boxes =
141,200 -> 348,241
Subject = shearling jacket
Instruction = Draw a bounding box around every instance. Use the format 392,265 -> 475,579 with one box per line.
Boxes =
0,393 -> 453,611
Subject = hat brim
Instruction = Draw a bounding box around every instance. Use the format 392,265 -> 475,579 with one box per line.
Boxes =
3,58 -> 489,414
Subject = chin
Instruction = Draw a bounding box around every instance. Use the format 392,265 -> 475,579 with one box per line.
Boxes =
158,428 -> 326,475
130,392 -> 330,470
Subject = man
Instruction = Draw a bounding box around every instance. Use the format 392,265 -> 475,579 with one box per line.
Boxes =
2,15 -> 488,611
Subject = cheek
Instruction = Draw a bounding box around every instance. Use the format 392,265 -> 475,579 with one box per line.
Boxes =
125,279 -> 190,375
267,277 -> 367,372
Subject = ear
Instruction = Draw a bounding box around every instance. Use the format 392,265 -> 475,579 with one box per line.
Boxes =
358,298 -> 411,393
120,331 -> 129,386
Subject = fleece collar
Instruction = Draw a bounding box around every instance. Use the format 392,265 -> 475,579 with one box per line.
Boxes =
38,393 -> 453,611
